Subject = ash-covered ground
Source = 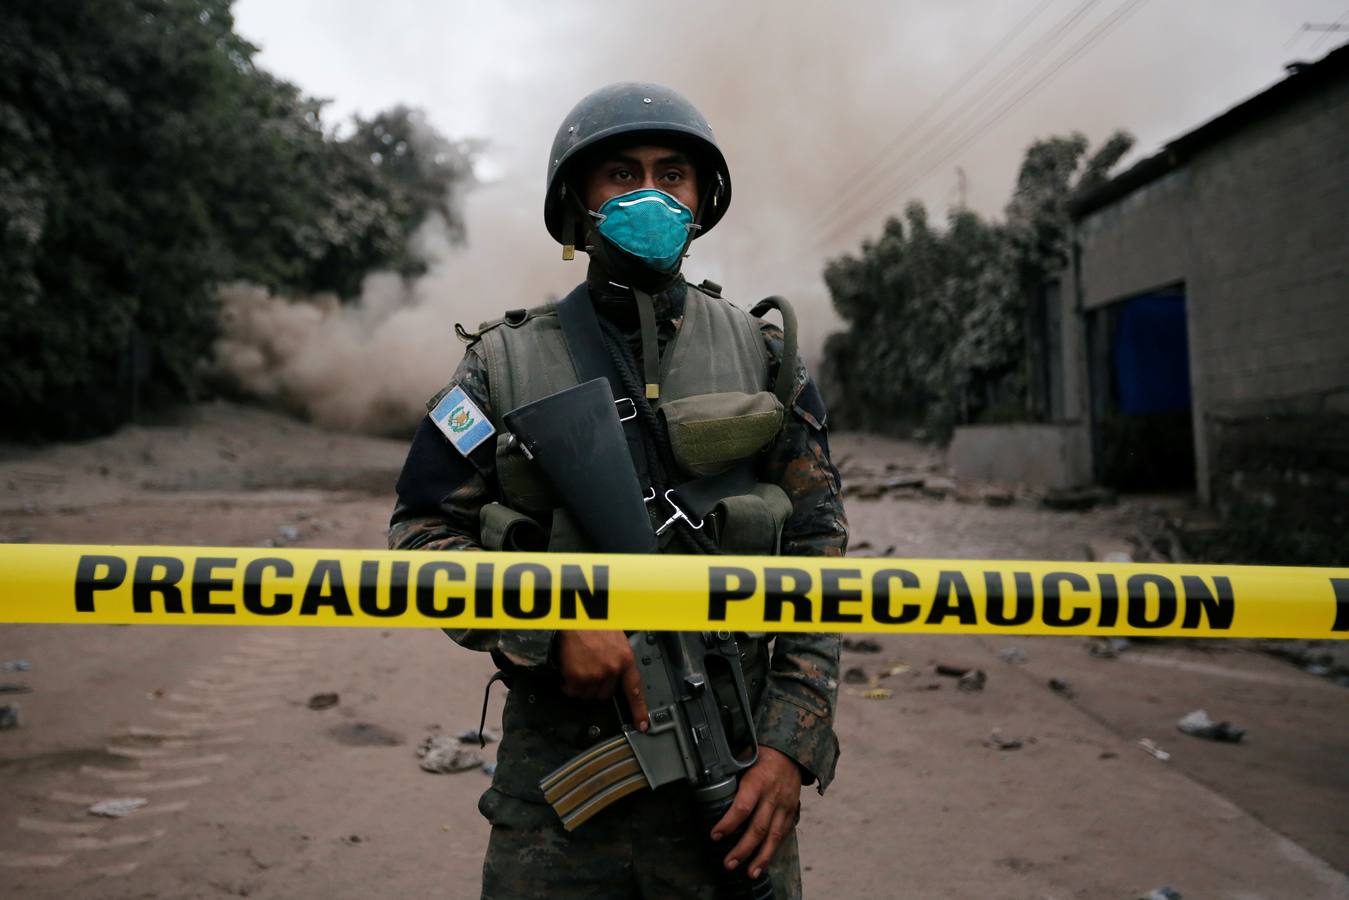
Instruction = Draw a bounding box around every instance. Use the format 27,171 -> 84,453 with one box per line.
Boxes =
0,404 -> 1345,898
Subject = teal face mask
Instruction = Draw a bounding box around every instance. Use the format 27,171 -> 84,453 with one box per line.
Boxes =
592,189 -> 695,272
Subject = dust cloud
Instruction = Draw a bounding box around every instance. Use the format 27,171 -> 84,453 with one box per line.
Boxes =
220,1 -> 1325,434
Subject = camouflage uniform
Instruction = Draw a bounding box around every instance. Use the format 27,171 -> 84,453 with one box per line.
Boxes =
389,274 -> 847,899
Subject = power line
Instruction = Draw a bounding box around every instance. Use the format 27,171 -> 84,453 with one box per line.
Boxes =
814,0 -> 1108,238
819,0 -> 1152,249
811,0 -> 1058,229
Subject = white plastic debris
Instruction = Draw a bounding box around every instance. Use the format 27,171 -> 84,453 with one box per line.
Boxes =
88,797 -> 148,818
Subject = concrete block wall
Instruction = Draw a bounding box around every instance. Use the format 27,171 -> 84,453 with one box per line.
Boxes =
1065,70 -> 1349,506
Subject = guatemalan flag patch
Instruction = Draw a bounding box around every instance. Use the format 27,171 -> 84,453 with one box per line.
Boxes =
430,384 -> 495,457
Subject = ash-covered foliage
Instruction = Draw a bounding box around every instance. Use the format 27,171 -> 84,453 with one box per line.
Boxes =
821,131 -> 1132,438
0,0 -> 474,439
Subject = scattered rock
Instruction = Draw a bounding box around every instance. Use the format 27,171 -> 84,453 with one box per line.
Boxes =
1137,738 -> 1171,761
877,664 -> 911,679
0,683 -> 32,694
858,688 -> 892,700
307,692 -> 339,710
1138,888 -> 1182,900
985,732 -> 1023,751
934,663 -> 972,678
418,735 -> 483,773
920,476 -> 957,498
482,762 -> 497,776
842,638 -> 882,654
1087,637 -> 1131,659
843,666 -> 869,685
1047,678 -> 1075,699
0,703 -> 19,729
278,525 -> 300,542
998,647 -> 1027,664
454,727 -> 500,745
1176,709 -> 1245,743
1099,751 -> 1119,760
89,797 -> 148,818
957,670 -> 986,692
0,660 -> 31,672
982,488 -> 1015,507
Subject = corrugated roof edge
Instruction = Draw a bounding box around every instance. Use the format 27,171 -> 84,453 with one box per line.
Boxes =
1069,41 -> 1349,220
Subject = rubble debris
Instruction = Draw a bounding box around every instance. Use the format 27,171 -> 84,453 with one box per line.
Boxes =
957,670 -> 986,692
985,732 -> 1023,751
842,638 -> 882,654
1099,751 -> 1119,760
307,692 -> 340,710
1176,709 -> 1245,743
877,664 -> 911,679
88,798 -> 148,818
418,735 -> 483,774
849,543 -> 896,558
859,688 -> 892,700
0,703 -> 19,729
982,488 -> 1015,507
1042,486 -> 1116,511
920,477 -> 957,498
1047,678 -> 1075,699
1137,738 -> 1171,761
482,762 -> 497,776
1138,888 -> 1182,900
1,660 -> 31,672
454,727 -> 500,745
0,683 -> 32,694
933,663 -> 986,691
1087,637 -> 1131,659
278,525 -> 300,542
843,666 -> 869,685
998,647 -> 1027,664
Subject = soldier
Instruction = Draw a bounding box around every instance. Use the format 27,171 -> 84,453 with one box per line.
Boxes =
389,82 -> 847,899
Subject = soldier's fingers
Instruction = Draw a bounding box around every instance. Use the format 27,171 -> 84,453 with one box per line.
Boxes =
724,798 -> 775,871
748,807 -> 793,879
620,660 -> 649,731
710,779 -> 760,841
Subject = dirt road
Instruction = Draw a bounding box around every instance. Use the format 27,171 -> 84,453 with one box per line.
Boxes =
1,405 -> 1345,898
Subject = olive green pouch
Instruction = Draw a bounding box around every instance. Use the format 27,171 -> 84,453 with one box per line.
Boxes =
712,484 -> 793,555
480,502 -> 546,552
494,434 -> 557,519
660,391 -> 784,478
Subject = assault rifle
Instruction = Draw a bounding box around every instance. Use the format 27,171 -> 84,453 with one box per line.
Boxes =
504,378 -> 775,900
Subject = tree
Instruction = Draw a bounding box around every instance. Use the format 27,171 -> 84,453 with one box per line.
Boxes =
821,130 -> 1133,438
0,0 -> 474,439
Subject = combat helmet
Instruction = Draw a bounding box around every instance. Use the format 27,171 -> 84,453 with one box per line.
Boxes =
544,82 -> 732,256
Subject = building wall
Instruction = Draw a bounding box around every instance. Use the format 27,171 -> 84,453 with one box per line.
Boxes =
1065,69 -> 1349,544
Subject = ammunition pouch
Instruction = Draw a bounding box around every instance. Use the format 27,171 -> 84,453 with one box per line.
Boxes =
479,503 -> 547,552
660,390 -> 784,478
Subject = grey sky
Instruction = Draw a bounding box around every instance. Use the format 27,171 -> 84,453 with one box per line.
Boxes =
232,0 -> 1347,356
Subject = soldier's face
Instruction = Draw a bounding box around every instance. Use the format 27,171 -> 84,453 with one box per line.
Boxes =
582,144 -> 700,215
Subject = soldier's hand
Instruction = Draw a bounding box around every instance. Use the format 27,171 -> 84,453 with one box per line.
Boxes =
711,745 -> 801,880
555,631 -> 649,731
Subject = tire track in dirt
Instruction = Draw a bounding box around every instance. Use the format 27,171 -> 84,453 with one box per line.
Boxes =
0,632 -> 315,892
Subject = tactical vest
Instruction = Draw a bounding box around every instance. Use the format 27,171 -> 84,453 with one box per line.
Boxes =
465,282 -> 795,557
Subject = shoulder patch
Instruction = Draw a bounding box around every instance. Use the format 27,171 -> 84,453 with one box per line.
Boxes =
429,384 -> 496,457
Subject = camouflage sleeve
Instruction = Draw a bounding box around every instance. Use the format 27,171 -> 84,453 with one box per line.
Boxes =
387,344 -> 555,668
753,320 -> 848,794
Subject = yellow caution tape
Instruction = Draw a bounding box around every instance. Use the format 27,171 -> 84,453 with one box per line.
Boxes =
0,544 -> 1344,638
